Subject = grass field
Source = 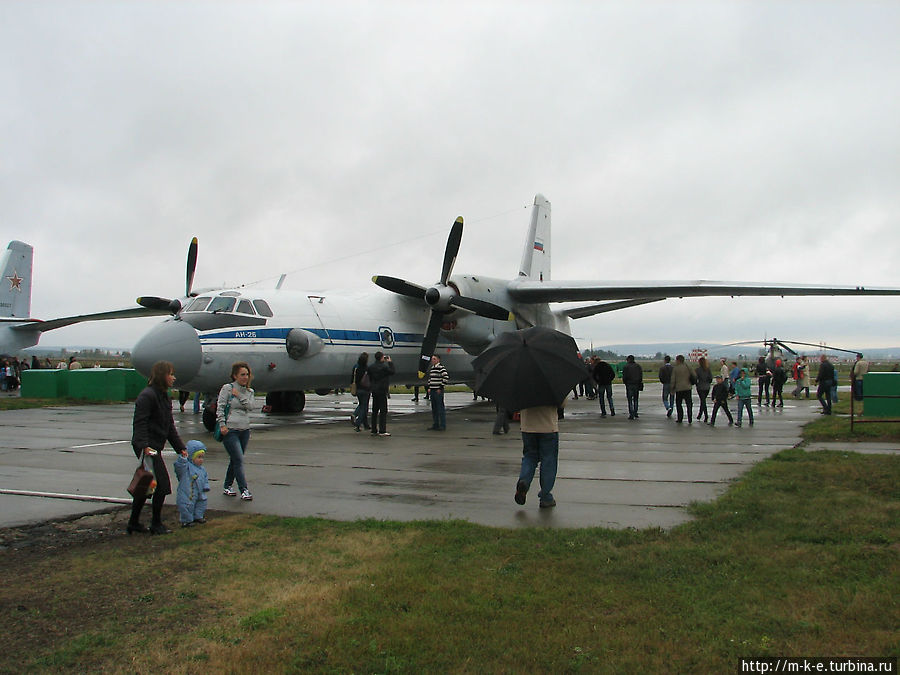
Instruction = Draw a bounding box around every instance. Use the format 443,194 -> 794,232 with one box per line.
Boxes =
1,443 -> 897,673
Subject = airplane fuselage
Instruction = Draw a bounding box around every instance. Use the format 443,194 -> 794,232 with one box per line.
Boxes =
131,275 -> 545,395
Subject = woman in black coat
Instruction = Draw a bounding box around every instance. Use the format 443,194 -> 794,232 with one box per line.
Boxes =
128,360 -> 188,535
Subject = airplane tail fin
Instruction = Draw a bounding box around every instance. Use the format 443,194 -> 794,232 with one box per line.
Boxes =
0,241 -> 33,319
518,194 -> 551,281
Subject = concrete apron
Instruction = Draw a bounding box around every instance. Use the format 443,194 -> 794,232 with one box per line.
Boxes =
0,385 -> 865,530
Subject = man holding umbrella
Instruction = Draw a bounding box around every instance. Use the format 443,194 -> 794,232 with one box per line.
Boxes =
472,326 -> 587,510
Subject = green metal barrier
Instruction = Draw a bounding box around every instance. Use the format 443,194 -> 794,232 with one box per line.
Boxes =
861,372 -> 900,418
21,368 -> 147,401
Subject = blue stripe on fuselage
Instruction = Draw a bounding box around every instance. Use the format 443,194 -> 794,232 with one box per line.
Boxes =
198,326 -> 445,347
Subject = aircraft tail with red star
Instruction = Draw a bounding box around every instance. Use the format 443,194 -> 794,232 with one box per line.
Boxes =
0,241 -> 33,320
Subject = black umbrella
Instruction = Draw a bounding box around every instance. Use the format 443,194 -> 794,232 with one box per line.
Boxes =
472,326 -> 586,411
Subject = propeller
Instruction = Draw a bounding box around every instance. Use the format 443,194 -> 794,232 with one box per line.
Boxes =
373,216 -> 514,377
136,237 -> 199,315
186,236 -> 198,297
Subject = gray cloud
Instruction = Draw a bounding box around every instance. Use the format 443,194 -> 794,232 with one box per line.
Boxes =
2,1 -> 898,350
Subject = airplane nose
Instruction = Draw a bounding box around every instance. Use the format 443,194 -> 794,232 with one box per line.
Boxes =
132,319 -> 202,386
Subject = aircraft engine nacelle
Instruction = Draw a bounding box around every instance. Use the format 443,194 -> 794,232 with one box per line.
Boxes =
441,275 -> 515,355
285,328 -> 325,360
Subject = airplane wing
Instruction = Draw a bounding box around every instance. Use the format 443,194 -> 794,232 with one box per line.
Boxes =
507,279 -> 900,304
7,307 -> 170,333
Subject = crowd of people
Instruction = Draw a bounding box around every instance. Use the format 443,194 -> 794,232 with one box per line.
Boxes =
575,352 -> 863,425
119,347 -> 870,531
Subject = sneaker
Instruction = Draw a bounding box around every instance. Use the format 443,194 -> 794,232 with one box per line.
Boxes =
378,432 -> 391,437
610,412 -> 615,416
241,489 -> 253,501
667,408 -> 673,418
181,521 -> 196,528
514,480 -> 528,505
539,499 -> 557,508
223,486 -> 237,496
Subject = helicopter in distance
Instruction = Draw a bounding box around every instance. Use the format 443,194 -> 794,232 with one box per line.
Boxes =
721,337 -> 866,374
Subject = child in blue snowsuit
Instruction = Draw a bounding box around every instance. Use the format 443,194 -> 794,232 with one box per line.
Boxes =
174,440 -> 210,527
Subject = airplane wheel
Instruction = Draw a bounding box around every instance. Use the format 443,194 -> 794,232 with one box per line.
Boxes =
202,403 -> 216,432
283,391 -> 306,413
264,391 -> 305,413
266,392 -> 284,412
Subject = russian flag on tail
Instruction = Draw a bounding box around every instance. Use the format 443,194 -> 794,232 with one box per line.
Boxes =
533,239 -> 544,252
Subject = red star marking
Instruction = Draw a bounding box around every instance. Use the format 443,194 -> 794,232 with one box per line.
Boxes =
7,271 -> 22,291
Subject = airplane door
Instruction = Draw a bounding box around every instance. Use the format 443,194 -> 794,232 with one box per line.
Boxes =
307,295 -> 339,344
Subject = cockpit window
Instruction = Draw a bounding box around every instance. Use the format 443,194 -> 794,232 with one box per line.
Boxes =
253,299 -> 274,317
236,299 -> 255,315
207,297 -> 236,313
184,297 -> 212,312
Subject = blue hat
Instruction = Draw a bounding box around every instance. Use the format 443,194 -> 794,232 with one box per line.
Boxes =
186,439 -> 206,460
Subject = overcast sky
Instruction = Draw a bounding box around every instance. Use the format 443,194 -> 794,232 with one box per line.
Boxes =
3,1 -> 899,353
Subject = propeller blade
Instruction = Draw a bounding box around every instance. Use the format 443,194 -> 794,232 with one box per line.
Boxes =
451,295 -> 514,322
439,217 -> 463,285
137,296 -> 181,314
186,237 -> 198,297
418,311 -> 443,378
372,275 -> 427,299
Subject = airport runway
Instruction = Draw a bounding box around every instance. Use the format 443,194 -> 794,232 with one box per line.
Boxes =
0,385 -> 827,530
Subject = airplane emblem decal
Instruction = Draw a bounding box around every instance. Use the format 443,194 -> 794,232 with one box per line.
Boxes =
6,271 -> 22,291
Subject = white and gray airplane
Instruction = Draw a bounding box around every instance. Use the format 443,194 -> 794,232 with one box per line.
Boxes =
130,193 -> 900,423
0,240 -> 163,355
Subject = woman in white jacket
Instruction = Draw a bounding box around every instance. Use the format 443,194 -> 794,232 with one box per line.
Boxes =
217,362 -> 257,501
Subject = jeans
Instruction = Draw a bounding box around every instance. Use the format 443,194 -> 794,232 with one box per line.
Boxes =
430,388 -> 446,429
354,390 -> 371,429
625,384 -> 640,418
852,379 -> 864,401
772,382 -> 784,406
518,432 -> 559,504
697,388 -> 709,420
661,382 -> 674,411
757,377 -> 770,404
371,392 -> 388,433
597,383 -> 614,415
493,405 -> 510,434
710,400 -> 733,425
736,398 -> 753,425
674,390 -> 693,422
223,428 -> 250,492
817,381 -> 832,414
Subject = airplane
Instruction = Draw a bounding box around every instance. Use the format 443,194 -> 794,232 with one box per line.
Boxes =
0,240 -> 166,356
129,193 -> 900,431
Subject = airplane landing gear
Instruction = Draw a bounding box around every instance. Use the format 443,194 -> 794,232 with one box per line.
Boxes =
265,390 -> 306,413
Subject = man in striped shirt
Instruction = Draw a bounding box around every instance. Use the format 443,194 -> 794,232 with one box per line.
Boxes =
427,355 -> 450,431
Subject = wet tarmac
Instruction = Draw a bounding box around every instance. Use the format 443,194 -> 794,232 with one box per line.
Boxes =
0,385 -> 876,530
